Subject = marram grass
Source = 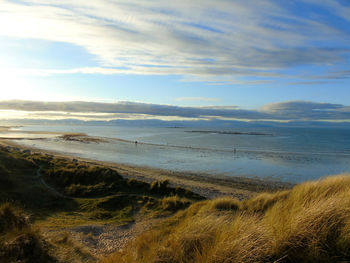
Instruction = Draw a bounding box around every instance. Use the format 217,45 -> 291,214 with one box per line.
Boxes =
102,174 -> 350,263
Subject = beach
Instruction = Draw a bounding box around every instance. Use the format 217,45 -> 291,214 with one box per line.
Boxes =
2,125 -> 350,184
0,136 -> 292,200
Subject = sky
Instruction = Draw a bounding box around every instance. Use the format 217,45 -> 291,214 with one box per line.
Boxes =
0,0 -> 349,123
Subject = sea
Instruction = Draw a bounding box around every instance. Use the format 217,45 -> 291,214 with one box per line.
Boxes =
6,125 -> 350,184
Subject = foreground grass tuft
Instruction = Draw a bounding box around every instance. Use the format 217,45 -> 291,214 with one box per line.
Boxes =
0,203 -> 28,233
0,204 -> 56,263
103,174 -> 350,263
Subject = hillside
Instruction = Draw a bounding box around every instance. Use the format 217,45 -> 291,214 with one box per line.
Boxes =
0,145 -> 203,262
1,144 -> 350,263
103,175 -> 350,263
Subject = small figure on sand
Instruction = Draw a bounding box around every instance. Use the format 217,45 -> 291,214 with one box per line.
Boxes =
135,140 -> 138,145
234,148 -> 236,154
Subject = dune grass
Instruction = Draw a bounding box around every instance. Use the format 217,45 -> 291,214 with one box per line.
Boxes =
0,145 -> 202,227
102,174 -> 350,263
4,144 -> 350,262
0,203 -> 95,263
41,156 -> 203,200
0,145 -> 204,261
0,203 -> 54,263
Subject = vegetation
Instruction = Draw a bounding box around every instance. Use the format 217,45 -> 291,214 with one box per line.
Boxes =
0,203 -> 95,263
0,145 -> 203,262
2,144 -> 350,263
43,163 -> 126,197
103,175 -> 350,263
0,203 -> 54,263
143,195 -> 192,217
41,157 -> 203,200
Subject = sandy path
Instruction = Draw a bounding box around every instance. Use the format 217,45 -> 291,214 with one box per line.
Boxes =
33,165 -> 164,257
66,215 -> 163,256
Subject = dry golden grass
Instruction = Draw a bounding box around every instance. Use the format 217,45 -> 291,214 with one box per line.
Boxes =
0,203 -> 95,263
102,174 -> 350,263
0,203 -> 55,263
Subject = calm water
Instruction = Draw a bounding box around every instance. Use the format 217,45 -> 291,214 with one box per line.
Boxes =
10,125 -> 350,183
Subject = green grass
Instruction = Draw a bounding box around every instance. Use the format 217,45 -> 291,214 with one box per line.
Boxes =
41,157 -> 204,200
45,196 -> 135,227
143,195 -> 192,218
42,163 -> 127,197
0,146 -> 202,226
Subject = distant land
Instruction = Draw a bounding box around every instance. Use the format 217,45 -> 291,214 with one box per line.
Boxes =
2,118 -> 350,129
185,130 -> 272,136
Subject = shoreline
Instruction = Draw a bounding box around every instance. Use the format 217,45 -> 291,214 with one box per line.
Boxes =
6,127 -> 350,157
0,138 -> 293,199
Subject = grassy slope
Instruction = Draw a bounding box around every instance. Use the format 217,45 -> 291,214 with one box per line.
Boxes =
0,203 -> 96,263
103,174 -> 350,263
0,145 -> 202,225
0,145 -> 203,262
2,144 -> 350,263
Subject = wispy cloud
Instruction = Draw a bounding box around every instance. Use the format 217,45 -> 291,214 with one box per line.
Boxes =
175,97 -> 221,103
0,100 -> 349,122
260,101 -> 350,120
0,0 -> 349,83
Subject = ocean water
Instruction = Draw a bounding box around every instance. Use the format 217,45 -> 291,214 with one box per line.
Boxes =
10,125 -> 350,183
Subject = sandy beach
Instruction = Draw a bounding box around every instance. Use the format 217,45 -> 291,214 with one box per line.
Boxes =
0,135 -> 292,199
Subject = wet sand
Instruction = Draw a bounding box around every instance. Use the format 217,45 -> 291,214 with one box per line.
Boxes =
0,138 -> 292,199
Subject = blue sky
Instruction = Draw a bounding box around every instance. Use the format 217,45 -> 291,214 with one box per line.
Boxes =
0,0 -> 349,122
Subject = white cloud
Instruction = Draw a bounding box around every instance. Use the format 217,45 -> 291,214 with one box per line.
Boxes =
0,100 -> 349,121
260,101 -> 350,120
0,0 -> 349,82
175,97 -> 221,102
